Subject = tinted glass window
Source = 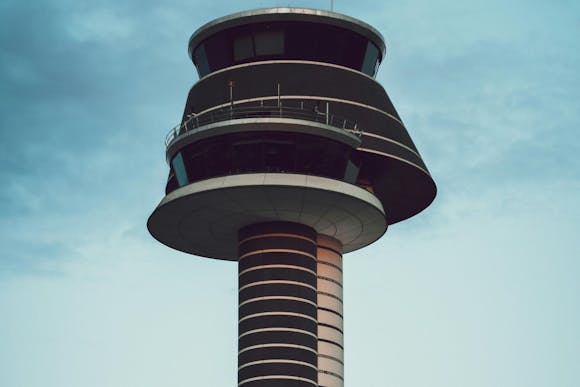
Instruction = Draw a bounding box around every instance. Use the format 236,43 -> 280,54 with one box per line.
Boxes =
264,135 -> 295,172
192,22 -> 378,77
361,41 -> 380,76
171,152 -> 188,187
193,44 -> 209,78
232,138 -> 263,173
234,34 -> 254,62
254,30 -> 284,57
166,132 -> 359,193
205,32 -> 230,72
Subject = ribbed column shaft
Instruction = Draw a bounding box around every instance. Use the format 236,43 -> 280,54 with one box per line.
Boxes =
238,222 -> 319,387
316,235 -> 344,387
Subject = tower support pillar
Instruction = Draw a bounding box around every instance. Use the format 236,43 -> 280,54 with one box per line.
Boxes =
238,222 -> 319,387
316,235 -> 344,387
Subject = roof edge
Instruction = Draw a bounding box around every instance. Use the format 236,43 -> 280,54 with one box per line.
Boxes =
188,7 -> 386,61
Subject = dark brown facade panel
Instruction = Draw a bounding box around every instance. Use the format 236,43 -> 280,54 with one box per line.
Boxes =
239,330 -> 318,350
359,151 -> 436,224
321,101 -> 417,150
239,314 -> 318,334
239,346 -> 317,365
239,283 -> 317,304
238,362 -> 318,382
239,250 -> 317,272
239,222 -> 316,241
239,299 -> 317,319
239,268 -> 317,288
184,62 -> 396,118
240,379 -> 315,387
239,237 -> 317,257
359,135 -> 427,171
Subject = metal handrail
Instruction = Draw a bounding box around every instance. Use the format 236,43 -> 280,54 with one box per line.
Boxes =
165,101 -> 363,147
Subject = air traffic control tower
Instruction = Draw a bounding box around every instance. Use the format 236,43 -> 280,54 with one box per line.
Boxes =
148,8 -> 436,387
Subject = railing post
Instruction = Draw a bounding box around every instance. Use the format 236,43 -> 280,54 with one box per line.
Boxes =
277,83 -> 282,117
229,81 -> 235,109
277,83 -> 281,107
326,102 -> 330,125
229,80 -> 235,120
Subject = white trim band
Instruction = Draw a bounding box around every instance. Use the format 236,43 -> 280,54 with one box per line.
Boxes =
239,312 -> 318,324
239,280 -> 317,292
239,249 -> 317,261
239,375 -> 318,386
239,264 -> 317,277
239,327 -> 317,339
239,343 -> 317,355
239,233 -> 316,245
239,359 -> 318,371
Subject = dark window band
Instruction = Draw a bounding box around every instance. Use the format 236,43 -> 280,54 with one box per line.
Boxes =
239,298 -> 317,319
239,251 -> 316,272
239,361 -> 318,382
239,314 -> 318,335
192,21 -> 381,78
239,330 -> 318,350
240,282 -> 317,304
239,236 -> 316,257
239,268 -> 317,288
239,346 -> 317,365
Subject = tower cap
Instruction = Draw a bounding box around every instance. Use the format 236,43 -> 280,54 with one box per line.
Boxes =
188,7 -> 386,61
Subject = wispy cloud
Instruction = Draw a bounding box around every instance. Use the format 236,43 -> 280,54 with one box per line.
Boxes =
0,1 -> 579,386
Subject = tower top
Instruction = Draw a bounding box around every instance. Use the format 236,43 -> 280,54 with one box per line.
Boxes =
189,8 -> 385,59
188,7 -> 386,76
149,6 -> 436,260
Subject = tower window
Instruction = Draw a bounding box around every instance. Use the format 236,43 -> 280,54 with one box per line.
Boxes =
171,152 -> 189,187
193,44 -> 210,78
234,34 -> 254,62
361,41 -> 380,76
254,30 -> 284,57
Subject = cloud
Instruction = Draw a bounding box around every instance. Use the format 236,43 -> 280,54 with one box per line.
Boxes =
0,1 -> 579,386
66,8 -> 136,44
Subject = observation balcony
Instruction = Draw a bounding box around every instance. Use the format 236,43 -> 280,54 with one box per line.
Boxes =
165,98 -> 363,148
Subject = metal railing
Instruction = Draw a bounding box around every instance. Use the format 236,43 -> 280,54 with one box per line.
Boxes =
165,100 -> 363,147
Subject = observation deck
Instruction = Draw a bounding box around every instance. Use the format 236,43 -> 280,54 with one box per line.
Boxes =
149,8 -> 436,261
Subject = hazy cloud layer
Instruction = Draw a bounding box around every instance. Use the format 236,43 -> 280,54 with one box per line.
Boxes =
1,1 -> 579,386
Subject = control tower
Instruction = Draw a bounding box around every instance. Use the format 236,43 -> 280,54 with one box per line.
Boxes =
148,8 -> 436,387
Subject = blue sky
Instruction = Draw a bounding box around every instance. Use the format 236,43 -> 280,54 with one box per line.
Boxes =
1,0 -> 579,386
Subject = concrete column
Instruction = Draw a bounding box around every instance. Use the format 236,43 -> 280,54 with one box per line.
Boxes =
317,235 -> 344,387
238,222 -> 319,387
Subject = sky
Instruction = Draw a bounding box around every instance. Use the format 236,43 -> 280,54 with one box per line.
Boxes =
0,0 -> 579,386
